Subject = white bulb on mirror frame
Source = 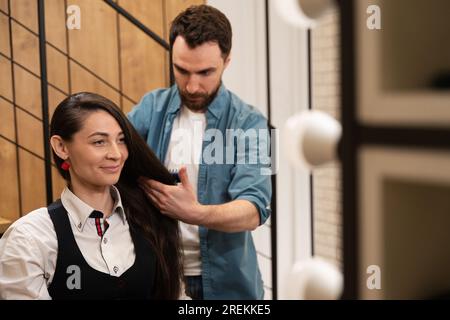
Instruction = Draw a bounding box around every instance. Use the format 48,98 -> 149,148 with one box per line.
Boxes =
274,0 -> 336,29
283,110 -> 342,170
286,257 -> 343,300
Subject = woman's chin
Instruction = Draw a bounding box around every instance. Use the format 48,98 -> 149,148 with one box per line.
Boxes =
94,175 -> 121,188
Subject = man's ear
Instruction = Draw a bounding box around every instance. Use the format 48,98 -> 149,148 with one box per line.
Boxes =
50,135 -> 69,160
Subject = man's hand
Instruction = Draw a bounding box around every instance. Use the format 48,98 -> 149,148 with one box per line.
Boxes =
138,167 -> 207,225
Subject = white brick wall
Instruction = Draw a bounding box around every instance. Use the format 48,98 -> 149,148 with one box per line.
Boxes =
253,223 -> 273,298
311,8 -> 343,269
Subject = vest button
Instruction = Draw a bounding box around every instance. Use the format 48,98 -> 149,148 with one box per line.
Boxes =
113,266 -> 119,273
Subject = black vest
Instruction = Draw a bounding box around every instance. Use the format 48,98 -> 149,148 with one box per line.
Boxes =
47,200 -> 156,300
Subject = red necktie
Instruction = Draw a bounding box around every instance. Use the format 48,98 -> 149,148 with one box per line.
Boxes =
89,211 -> 109,237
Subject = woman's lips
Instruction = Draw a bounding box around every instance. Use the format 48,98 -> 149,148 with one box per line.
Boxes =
101,165 -> 121,173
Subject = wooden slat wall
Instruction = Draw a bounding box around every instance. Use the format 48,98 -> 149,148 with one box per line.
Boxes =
44,0 -> 67,53
11,21 -> 40,76
116,0 -> 166,111
14,64 -> 42,118
0,12 -> 10,57
70,60 -> 121,106
119,16 -> 167,108
0,56 -> 13,101
0,137 -> 19,222
48,86 -> 66,119
0,0 -> 203,223
46,45 -> 69,93
18,148 -> 46,214
118,0 -> 165,38
68,0 -> 120,90
16,108 -> 44,157
10,0 -> 38,33
0,98 -> 15,142
0,0 -> 8,13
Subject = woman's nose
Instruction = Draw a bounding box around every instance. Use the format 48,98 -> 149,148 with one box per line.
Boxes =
107,143 -> 121,159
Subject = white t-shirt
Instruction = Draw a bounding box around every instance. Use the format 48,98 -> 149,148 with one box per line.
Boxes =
164,106 -> 206,276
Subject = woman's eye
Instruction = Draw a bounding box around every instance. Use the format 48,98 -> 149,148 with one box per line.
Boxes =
118,137 -> 126,144
93,140 -> 105,146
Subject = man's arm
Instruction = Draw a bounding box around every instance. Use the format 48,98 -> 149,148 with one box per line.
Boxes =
200,199 -> 260,232
139,167 -> 260,232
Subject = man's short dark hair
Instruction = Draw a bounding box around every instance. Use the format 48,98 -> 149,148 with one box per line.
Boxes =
169,5 -> 232,58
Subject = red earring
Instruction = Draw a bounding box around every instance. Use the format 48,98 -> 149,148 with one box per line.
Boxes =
61,161 -> 70,171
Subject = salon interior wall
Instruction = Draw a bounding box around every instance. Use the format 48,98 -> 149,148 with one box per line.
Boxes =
310,8 -> 343,269
0,0 -> 203,232
208,0 -> 312,299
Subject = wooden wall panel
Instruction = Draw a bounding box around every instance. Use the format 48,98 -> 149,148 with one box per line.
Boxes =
19,148 -> 46,215
68,0 -> 119,89
122,95 -> 136,114
1,0 -> 203,224
17,108 -> 44,158
164,0 -> 205,41
0,98 -> 15,141
45,0 -> 67,53
10,0 -> 38,33
117,0 -> 164,39
12,21 -> 40,76
14,64 -> 41,118
0,0 -> 8,13
52,166 -> 66,201
0,137 -> 20,221
0,12 -> 10,57
119,17 -> 167,103
70,60 -> 121,106
48,86 -> 66,120
47,44 -> 69,93
0,55 -> 12,101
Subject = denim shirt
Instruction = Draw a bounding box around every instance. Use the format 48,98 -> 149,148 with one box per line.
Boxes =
128,84 -> 272,299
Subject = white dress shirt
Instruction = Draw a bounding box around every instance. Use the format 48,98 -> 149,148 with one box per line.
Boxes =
0,186 -> 135,300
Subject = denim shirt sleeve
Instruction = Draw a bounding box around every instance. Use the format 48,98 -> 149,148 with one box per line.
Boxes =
127,92 -> 154,140
227,111 -> 272,226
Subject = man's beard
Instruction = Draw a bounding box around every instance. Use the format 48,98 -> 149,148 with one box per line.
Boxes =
179,83 -> 221,112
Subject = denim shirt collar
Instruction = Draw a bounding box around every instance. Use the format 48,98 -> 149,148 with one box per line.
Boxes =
167,83 -> 228,120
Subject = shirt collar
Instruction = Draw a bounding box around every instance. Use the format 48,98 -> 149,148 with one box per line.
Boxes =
60,185 -> 126,232
168,83 -> 229,119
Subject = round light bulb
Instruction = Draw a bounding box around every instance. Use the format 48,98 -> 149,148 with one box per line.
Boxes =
287,257 -> 343,300
283,110 -> 342,170
274,0 -> 336,29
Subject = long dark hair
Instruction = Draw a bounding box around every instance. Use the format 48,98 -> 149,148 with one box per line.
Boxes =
50,92 -> 183,299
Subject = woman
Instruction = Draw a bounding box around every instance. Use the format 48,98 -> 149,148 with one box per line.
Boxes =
0,92 -> 183,299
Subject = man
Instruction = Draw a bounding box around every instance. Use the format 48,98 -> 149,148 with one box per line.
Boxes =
128,5 -> 271,300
